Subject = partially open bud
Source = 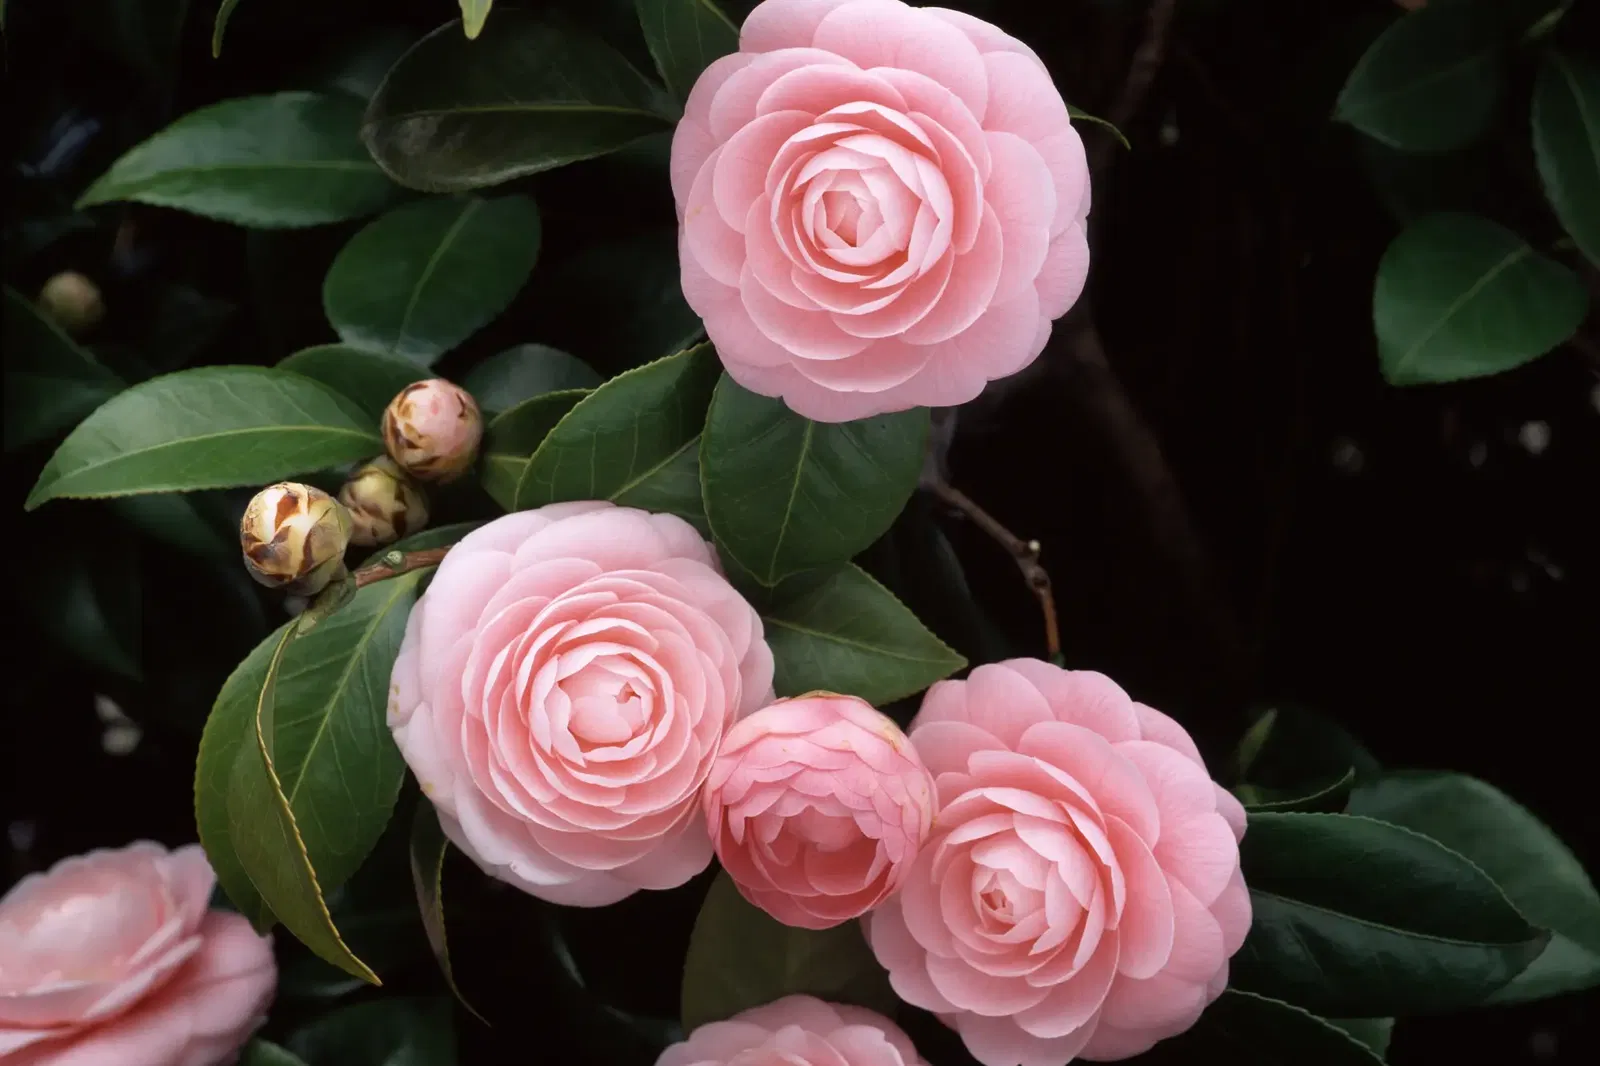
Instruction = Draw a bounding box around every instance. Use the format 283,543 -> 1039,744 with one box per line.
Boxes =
36,271 -> 105,337
240,482 -> 353,597
338,456 -> 429,547
382,379 -> 482,484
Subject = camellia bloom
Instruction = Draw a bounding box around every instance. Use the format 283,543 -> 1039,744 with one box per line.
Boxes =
0,842 -> 277,1066
704,693 -> 936,929
672,0 -> 1091,422
382,379 -> 483,483
659,996 -> 928,1066
867,661 -> 1251,1066
388,502 -> 775,906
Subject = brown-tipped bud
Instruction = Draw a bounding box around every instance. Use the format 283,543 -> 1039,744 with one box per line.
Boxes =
240,482 -> 353,597
382,379 -> 482,484
338,456 -> 429,548
36,271 -> 105,337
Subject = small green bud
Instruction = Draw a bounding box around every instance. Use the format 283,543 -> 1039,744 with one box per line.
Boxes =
36,271 -> 105,337
240,482 -> 353,597
382,379 -> 483,484
338,456 -> 430,547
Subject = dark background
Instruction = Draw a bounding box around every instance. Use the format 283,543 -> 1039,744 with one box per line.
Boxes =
3,1 -> 1597,1064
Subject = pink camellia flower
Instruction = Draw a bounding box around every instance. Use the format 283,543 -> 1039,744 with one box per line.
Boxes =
659,995 -> 929,1066
0,842 -> 276,1066
867,661 -> 1252,1066
672,0 -> 1091,422
704,693 -> 936,929
388,502 -> 775,906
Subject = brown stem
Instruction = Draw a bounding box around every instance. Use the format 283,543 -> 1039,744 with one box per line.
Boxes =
353,547 -> 450,588
1090,0 -> 1180,175
926,479 -> 1061,662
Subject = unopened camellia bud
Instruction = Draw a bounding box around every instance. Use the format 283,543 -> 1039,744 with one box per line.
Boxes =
36,271 -> 105,337
382,379 -> 482,484
240,482 -> 353,597
338,456 -> 429,548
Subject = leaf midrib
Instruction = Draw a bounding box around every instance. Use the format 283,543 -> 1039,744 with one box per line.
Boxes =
283,577 -> 417,811
391,199 -> 482,358
760,614 -> 958,665
1391,243 -> 1531,377
1254,886 -> 1538,949
764,421 -> 814,584
36,423 -> 377,497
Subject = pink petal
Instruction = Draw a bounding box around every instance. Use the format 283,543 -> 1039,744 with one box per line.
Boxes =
740,0 -> 858,52
790,339 -> 934,392
891,286 -> 1042,408
899,204 -> 1002,344
758,63 -> 908,118
1035,223 -> 1090,321
955,1011 -> 1099,1066
740,262 -> 874,359
684,147 -> 746,287
1017,721 -> 1161,846
714,110 -> 816,230
999,661 -> 1141,743
813,0 -> 989,121
983,51 -> 1071,144
1104,816 -> 1175,980
710,48 -> 855,142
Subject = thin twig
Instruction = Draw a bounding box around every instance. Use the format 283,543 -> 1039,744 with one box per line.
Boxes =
353,547 -> 450,588
1091,0 -> 1180,175
926,479 -> 1061,662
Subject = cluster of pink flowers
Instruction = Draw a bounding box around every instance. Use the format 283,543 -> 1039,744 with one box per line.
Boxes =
386,501 -> 1251,1065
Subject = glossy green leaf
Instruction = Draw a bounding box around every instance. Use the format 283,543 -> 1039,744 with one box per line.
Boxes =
323,196 -> 542,365
212,0 -> 243,57
277,345 -> 428,422
1237,768 -> 1356,814
26,366 -> 379,509
241,1041 -> 309,1066
614,434 -> 708,535
1375,213 -> 1587,385
1533,52 -> 1600,267
460,0 -> 493,40
197,574 -> 427,937
1142,990 -> 1385,1066
1231,811 -> 1547,1016
635,0 -> 739,102
758,563 -> 965,706
109,493 -> 236,563
462,345 -> 601,415
515,343 -> 719,521
1348,770 -> 1600,1004
1334,0 -> 1504,152
480,389 -> 588,511
2,287 -> 123,453
681,871 -> 895,1032
79,92 -> 394,227
1231,706 -> 1381,788
1328,1019 -> 1394,1059
288,998 -> 457,1066
409,801 -> 485,1022
703,376 -> 928,586
225,623 -> 378,981
361,11 -> 676,193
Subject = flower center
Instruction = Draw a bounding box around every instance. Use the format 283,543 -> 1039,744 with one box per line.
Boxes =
561,660 -> 650,749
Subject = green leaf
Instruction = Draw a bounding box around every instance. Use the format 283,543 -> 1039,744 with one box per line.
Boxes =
1375,213 -> 1588,385
241,1041 -> 310,1066
78,92 -> 394,227
288,998 -> 457,1066
515,343 -> 719,522
2,287 -> 123,453
1068,104 -> 1130,150
1143,990 -> 1385,1066
702,376 -> 929,586
480,389 -> 589,511
681,871 -> 896,1032
1533,53 -> 1600,267
277,345 -> 429,422
1348,770 -> 1600,1004
322,196 -> 542,365
634,0 -> 739,102
1334,0 -> 1505,152
460,0 -> 493,40
212,0 -> 243,57
1237,767 -> 1356,814
30,547 -> 142,681
409,801 -> 485,1023
1231,706 -> 1380,788
1328,1018 -> 1395,1059
26,366 -> 379,509
224,623 -> 378,982
109,493 -> 235,563
758,563 -> 965,706
1230,811 -> 1548,1016
613,434 -> 709,536
462,345 -> 601,415
196,574 -> 427,938
362,10 -> 677,193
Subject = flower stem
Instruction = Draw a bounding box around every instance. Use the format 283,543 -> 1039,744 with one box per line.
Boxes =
353,547 -> 451,588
